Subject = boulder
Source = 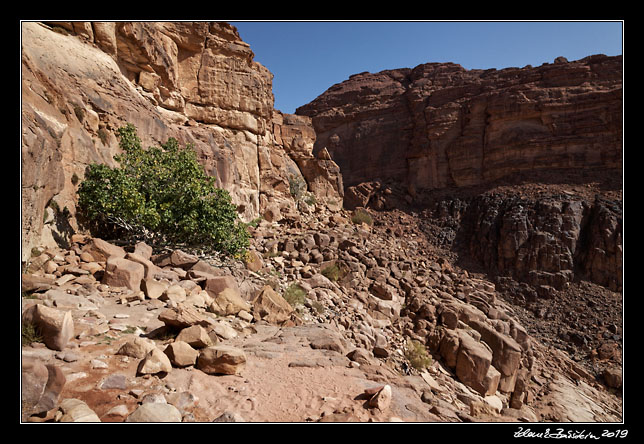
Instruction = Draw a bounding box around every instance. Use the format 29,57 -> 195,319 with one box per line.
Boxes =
137,347 -> 173,375
83,238 -> 126,262
175,325 -> 213,348
22,358 -> 66,419
244,250 -> 263,272
125,252 -> 161,279
204,275 -> 241,298
23,304 -> 74,351
468,319 -> 522,392
116,336 -> 157,359
164,341 -> 199,367
126,402 -> 182,422
208,287 -> 251,316
141,279 -> 168,300
454,331 -> 494,396
155,249 -> 199,269
57,399 -> 101,422
133,241 -> 153,260
158,304 -> 212,329
197,345 -> 247,375
603,367 -> 622,389
160,284 -> 187,304
251,285 -> 294,325
102,256 -> 145,291
367,384 -> 392,411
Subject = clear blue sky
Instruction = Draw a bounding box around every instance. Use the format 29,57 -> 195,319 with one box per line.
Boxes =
229,21 -> 623,114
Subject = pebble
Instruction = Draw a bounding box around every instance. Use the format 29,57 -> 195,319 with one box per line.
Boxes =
90,359 -> 108,369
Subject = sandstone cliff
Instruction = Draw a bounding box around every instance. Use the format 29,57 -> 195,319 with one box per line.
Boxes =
21,21 -> 342,261
296,55 -> 622,191
20,22 -> 623,424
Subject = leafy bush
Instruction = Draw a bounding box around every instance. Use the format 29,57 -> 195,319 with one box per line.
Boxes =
77,123 -> 249,256
351,207 -> 373,226
404,338 -> 433,370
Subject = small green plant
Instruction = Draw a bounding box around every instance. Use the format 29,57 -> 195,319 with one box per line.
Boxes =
52,26 -> 69,35
283,283 -> 307,307
303,193 -> 317,206
321,262 -> 346,282
22,323 -> 43,346
351,208 -> 373,226
120,326 -> 138,335
288,174 -> 307,200
77,123 -> 249,256
246,216 -> 264,228
73,104 -> 85,123
309,300 -> 325,315
97,128 -> 109,146
404,338 -> 432,371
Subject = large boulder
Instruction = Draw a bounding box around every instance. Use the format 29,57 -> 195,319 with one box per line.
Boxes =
23,304 -> 74,351
454,331 -> 496,397
22,358 -> 66,420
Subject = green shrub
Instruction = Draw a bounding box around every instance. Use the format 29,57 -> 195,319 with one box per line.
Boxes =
321,262 -> 346,282
404,338 -> 432,370
22,323 -> 43,346
288,174 -> 307,200
77,123 -> 249,256
283,283 -> 307,307
351,208 -> 373,226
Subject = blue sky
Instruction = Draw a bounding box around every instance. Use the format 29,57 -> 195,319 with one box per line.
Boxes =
229,21 -> 623,114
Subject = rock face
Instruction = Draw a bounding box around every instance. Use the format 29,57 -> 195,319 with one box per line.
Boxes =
414,191 -> 622,292
296,55 -> 622,191
21,21 -> 342,261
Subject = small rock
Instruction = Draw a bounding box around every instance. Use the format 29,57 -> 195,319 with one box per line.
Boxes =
176,325 -> 213,348
137,348 -> 172,375
367,384 -> 392,411
105,405 -> 130,417
90,359 -> 108,369
164,341 -> 199,367
141,393 -> 167,404
57,399 -> 100,422
100,374 -> 128,390
116,336 -> 156,359
212,411 -> 246,422
125,403 -> 182,422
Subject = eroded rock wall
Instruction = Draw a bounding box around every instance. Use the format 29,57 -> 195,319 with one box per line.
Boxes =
296,56 -> 622,190
21,22 -> 342,261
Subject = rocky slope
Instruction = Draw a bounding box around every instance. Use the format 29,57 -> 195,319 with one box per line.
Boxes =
21,21 -> 622,423
21,206 -> 622,422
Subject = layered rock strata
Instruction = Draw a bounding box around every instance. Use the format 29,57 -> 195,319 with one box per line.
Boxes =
296,55 -> 622,191
21,21 -> 342,261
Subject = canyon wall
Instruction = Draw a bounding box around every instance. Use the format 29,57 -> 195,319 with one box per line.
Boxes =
296,55 -> 622,190
21,22 -> 342,261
